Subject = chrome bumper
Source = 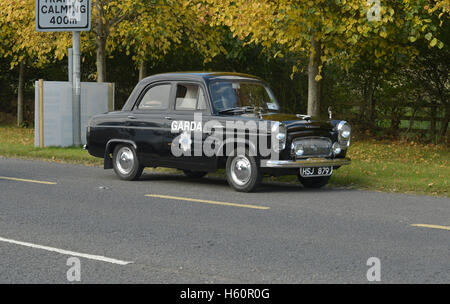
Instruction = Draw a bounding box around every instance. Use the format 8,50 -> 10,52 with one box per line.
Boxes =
261,157 -> 351,168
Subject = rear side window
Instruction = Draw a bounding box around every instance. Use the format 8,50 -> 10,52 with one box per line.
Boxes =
138,84 -> 171,110
175,84 -> 207,111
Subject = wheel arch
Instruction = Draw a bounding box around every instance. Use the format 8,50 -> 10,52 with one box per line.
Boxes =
215,138 -> 257,169
104,139 -> 138,169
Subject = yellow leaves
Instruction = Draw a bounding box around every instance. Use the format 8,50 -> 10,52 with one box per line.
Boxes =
273,50 -> 284,58
429,38 -> 438,47
424,32 -> 433,40
291,65 -> 298,75
336,25 -> 346,34
1,0 -> 447,73
388,7 -> 395,16
0,0 -> 73,68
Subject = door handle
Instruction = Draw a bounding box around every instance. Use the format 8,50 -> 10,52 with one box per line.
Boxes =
128,115 -> 137,119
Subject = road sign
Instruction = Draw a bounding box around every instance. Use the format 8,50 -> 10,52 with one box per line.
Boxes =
36,0 -> 91,32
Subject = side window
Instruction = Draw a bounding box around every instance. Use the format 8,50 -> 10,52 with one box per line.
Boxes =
175,84 -> 207,111
137,84 -> 171,110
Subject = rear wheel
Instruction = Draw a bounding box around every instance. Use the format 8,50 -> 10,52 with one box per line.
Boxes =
226,152 -> 262,192
183,170 -> 207,178
112,144 -> 143,180
297,174 -> 330,189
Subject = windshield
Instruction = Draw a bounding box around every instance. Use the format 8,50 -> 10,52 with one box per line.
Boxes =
209,81 -> 280,113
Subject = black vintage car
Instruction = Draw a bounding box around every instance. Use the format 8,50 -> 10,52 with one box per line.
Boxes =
86,72 -> 351,192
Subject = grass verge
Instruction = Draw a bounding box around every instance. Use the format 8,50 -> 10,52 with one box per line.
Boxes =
1,125 -> 449,197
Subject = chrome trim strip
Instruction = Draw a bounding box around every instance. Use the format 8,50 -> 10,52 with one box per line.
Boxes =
261,157 -> 351,168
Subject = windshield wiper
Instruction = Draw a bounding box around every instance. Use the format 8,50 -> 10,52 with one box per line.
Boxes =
218,106 -> 256,115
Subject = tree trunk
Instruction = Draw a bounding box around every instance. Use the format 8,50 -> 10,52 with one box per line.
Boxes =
360,79 -> 367,120
429,101 -> 437,143
390,111 -> 401,136
17,61 -> 25,126
368,91 -> 375,122
406,93 -> 422,137
405,106 -> 419,137
307,35 -> 321,117
439,105 -> 450,142
138,61 -> 147,81
367,78 -> 376,122
96,35 -> 107,82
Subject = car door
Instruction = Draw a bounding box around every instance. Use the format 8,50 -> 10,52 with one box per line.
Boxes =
163,82 -> 215,170
127,82 -> 174,166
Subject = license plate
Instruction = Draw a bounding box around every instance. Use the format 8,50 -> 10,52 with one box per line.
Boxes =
299,166 -> 333,177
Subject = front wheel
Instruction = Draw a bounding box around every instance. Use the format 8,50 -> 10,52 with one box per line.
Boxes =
297,174 -> 330,189
226,152 -> 262,192
112,144 -> 143,180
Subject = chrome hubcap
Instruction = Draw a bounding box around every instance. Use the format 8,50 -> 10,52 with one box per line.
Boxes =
115,147 -> 134,175
230,155 -> 252,186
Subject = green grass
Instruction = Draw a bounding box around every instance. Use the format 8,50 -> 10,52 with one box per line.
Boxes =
325,141 -> 449,197
0,126 -> 102,166
1,125 -> 449,197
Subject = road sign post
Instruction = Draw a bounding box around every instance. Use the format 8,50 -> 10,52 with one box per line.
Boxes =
68,48 -> 73,82
72,31 -> 81,146
36,0 -> 91,146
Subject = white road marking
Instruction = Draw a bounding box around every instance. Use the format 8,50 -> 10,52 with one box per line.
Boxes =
0,236 -> 133,265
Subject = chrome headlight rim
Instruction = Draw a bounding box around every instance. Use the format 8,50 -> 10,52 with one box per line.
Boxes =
337,121 -> 351,148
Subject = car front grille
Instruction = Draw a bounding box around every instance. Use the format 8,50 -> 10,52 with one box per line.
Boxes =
291,137 -> 332,158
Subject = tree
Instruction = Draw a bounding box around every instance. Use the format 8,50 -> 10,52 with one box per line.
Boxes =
90,0 -> 138,82
113,0 -> 225,80
0,0 -> 71,125
207,0 -> 447,117
409,35 -> 449,142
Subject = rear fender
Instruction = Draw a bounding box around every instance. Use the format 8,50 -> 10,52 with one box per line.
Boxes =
104,139 -> 138,169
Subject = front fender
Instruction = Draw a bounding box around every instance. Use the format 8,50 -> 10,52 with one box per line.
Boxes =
216,137 -> 258,157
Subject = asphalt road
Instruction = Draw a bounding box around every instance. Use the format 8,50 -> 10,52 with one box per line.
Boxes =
0,157 -> 449,283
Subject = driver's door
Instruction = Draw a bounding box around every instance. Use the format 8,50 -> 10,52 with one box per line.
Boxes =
163,82 -> 215,170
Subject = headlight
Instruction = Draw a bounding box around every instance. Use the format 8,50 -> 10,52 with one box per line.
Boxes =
337,121 -> 351,147
276,132 -> 286,141
292,143 -> 304,157
332,142 -> 342,155
271,122 -> 286,151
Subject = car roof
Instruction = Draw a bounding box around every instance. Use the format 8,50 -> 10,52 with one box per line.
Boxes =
142,72 -> 263,82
